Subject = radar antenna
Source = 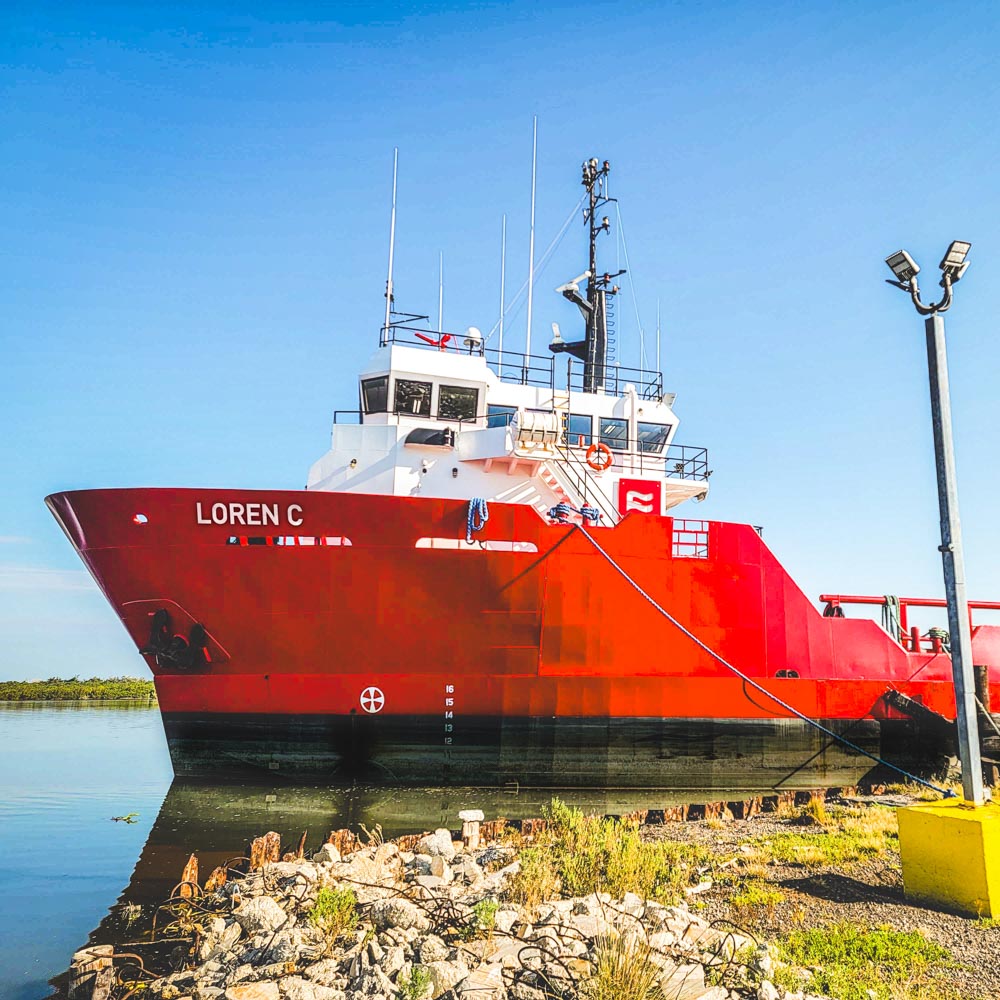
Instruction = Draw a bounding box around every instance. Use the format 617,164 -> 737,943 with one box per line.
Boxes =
549,158 -> 625,392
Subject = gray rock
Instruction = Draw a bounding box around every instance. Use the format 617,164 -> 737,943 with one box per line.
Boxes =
198,918 -> 243,963
234,896 -> 287,936
493,908 -> 518,934
312,844 -> 341,864
454,857 -> 484,884
301,960 -> 342,987
425,960 -> 469,998
259,928 -> 300,965
429,856 -> 452,881
418,829 -> 456,861
750,947 -> 775,979
224,965 -> 256,988
382,944 -> 405,978
224,985 -> 280,1000
268,862 -> 318,882
417,934 -> 451,964
757,982 -> 780,1000
659,962 -> 705,999
278,977 -> 344,1000
564,912 -> 612,939
370,898 -> 431,932
509,984 -> 546,1000
619,891 -> 645,915
414,875 -> 448,891
454,966 -> 504,1000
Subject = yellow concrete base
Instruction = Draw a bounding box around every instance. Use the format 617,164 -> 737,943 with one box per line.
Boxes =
897,798 -> 1000,917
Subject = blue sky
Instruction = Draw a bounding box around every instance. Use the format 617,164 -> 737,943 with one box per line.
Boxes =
3,1 -> 1000,679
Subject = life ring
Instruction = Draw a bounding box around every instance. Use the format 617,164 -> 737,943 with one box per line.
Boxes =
585,442 -> 613,471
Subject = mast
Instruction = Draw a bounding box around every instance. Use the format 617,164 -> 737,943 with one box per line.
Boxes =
549,157 -> 623,390
498,214 -> 507,357
438,251 -> 444,333
581,159 -> 622,391
382,148 -> 399,342
524,117 -> 538,369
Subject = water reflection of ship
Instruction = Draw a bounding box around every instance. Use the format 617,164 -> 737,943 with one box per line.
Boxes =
86,757 -> 901,951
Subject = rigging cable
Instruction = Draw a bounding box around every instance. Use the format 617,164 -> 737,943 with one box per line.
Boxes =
484,191 -> 588,344
616,202 -> 648,370
574,524 -> 952,796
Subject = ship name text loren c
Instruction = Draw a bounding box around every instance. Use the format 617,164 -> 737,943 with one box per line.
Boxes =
195,502 -> 304,527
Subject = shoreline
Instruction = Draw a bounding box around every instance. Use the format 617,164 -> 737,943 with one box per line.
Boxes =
65,789 -> 1000,1000
0,677 -> 156,702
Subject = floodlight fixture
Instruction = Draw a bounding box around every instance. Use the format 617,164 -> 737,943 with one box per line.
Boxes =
885,250 -> 920,284
939,240 -> 972,281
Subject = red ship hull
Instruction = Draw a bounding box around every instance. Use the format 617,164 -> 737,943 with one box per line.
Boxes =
46,487 -> 1000,788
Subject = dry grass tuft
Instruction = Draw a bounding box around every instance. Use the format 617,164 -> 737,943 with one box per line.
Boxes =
582,933 -> 665,1000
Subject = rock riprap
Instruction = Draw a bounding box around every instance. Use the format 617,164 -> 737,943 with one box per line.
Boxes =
95,824 -> 829,1000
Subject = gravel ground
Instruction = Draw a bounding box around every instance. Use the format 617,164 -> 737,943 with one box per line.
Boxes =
641,795 -> 1000,999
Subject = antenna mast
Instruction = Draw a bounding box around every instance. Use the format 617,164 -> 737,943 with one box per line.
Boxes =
656,298 -> 661,374
382,148 -> 399,340
549,158 -> 623,390
498,214 -> 507,358
438,252 -> 444,333
582,158 -> 622,392
524,117 -> 538,368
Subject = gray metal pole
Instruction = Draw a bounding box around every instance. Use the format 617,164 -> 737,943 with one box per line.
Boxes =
924,313 -> 985,804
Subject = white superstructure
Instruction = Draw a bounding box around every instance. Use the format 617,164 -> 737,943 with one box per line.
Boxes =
307,335 -> 710,525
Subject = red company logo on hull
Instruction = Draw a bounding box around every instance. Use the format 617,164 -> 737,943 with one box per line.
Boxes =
617,479 -> 662,516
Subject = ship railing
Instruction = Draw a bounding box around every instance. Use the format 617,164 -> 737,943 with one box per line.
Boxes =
561,442 -> 710,482
551,442 -> 622,526
333,409 -> 514,428
334,410 -> 710,483
379,315 -> 487,355
818,593 -> 1000,653
484,348 -> 558,389
664,444 -> 710,481
567,360 -> 664,400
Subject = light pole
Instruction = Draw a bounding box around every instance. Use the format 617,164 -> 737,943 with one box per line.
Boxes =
884,240 -> 985,805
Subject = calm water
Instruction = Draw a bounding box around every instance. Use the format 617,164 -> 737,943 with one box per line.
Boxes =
1,704 -> 726,999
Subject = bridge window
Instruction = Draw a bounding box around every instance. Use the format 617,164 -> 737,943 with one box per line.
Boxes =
599,417 -> 628,451
394,379 -> 432,416
361,376 -> 388,413
565,413 -> 593,447
487,405 -> 516,428
438,384 -> 479,421
637,421 -> 671,453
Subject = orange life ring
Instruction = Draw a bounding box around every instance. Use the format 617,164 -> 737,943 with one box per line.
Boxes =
586,442 -> 613,471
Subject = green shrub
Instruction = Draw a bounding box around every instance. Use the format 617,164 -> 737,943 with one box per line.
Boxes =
308,886 -> 358,941
545,798 -> 710,904
508,846 -> 561,911
729,882 -> 784,922
777,922 -> 953,1000
398,965 -> 432,1000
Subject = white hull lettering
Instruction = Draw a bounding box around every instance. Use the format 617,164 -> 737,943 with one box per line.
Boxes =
197,501 -> 302,527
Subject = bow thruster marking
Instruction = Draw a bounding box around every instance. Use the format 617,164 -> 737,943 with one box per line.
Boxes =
360,686 -> 385,714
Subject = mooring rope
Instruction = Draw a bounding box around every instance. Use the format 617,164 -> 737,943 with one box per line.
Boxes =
575,525 -> 952,796
466,497 -> 490,543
